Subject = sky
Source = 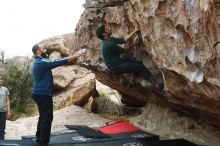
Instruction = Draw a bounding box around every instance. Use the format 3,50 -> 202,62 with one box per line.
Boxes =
0,0 -> 85,58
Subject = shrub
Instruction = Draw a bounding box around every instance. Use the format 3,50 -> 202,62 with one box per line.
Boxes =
1,57 -> 34,119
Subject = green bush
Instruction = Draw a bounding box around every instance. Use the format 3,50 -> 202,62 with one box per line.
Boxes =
1,57 -> 34,120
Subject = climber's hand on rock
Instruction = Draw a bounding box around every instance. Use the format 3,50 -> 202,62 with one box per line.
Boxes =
134,28 -> 140,33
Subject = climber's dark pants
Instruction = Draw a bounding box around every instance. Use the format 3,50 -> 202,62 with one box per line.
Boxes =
110,59 -> 153,81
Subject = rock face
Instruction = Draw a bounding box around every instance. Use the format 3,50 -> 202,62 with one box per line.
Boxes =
38,34 -> 75,57
130,103 -> 220,146
52,66 -> 77,89
72,0 -> 220,127
52,65 -> 98,108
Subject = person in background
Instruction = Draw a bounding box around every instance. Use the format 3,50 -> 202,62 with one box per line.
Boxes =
32,44 -> 85,146
0,76 -> 11,139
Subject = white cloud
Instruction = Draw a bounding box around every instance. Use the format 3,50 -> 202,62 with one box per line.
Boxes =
0,0 -> 85,58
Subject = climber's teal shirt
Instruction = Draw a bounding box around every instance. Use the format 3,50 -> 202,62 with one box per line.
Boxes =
32,56 -> 68,96
101,37 -> 125,69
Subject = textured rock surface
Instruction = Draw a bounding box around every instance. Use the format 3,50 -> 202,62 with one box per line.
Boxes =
38,34 -> 75,56
72,0 -> 220,127
62,78 -> 99,106
130,103 -> 220,146
52,65 -> 77,89
52,65 -> 98,108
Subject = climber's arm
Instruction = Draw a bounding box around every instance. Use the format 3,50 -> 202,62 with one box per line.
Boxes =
124,29 -> 140,42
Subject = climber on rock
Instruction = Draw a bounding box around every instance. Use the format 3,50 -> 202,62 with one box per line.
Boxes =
96,25 -> 164,91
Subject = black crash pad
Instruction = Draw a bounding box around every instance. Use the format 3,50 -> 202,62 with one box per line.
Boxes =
42,130 -> 158,144
110,131 -> 159,142
0,139 -> 34,146
22,125 -> 159,144
147,139 -> 198,146
65,125 -> 110,138
75,139 -> 150,146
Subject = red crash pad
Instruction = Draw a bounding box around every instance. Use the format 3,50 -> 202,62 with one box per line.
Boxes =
94,122 -> 140,134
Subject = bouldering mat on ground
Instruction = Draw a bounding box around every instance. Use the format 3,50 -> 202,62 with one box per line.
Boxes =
110,131 -> 159,142
65,125 -> 110,138
0,139 -> 35,146
74,139 -> 149,146
4,122 -> 198,146
94,122 -> 140,134
147,139 -> 199,146
36,130 -> 158,144
22,130 -> 77,139
20,122 -> 159,144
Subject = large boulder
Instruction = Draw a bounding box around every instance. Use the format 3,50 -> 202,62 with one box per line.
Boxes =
62,78 -> 99,106
130,102 -> 220,146
52,65 -> 77,89
38,34 -> 75,57
72,0 -> 220,127
52,66 -> 99,108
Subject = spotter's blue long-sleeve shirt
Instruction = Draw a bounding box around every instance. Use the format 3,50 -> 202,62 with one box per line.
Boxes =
32,56 -> 68,96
